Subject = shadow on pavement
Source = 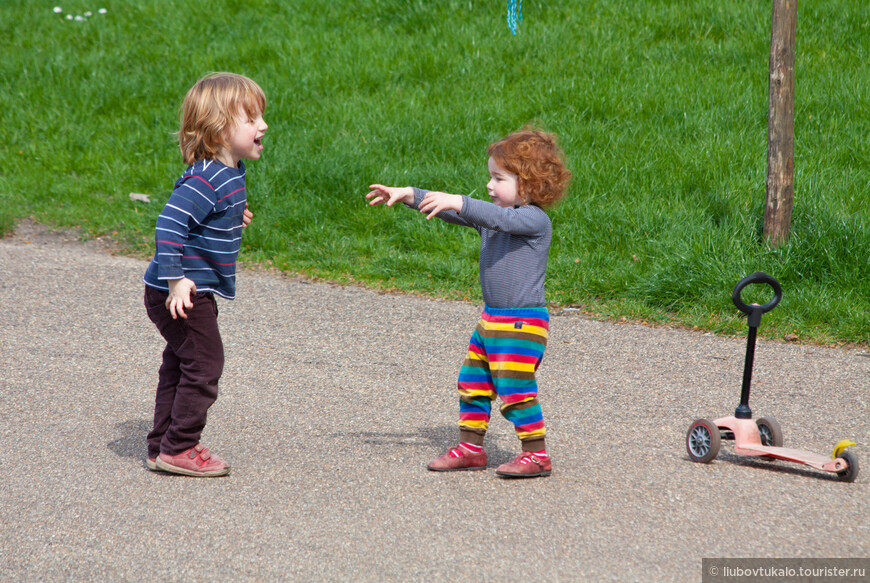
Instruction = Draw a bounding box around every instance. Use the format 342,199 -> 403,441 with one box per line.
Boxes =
107,419 -> 151,459
330,424 -> 519,465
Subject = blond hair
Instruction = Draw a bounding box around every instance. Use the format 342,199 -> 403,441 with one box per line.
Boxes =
487,128 -> 571,208
178,72 -> 266,165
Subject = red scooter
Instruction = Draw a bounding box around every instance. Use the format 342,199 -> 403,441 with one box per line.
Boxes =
686,272 -> 859,482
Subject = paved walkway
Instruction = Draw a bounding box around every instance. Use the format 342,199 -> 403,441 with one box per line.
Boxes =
1,222 -> 867,581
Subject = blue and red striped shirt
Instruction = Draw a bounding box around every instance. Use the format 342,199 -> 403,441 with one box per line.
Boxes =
143,159 -> 247,299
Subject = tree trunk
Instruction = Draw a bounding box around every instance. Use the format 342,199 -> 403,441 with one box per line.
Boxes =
764,0 -> 797,247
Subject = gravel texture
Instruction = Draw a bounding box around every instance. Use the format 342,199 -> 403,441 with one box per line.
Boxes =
1,221 -> 868,582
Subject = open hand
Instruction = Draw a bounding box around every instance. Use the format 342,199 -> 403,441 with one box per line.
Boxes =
418,191 -> 462,219
366,185 -> 413,207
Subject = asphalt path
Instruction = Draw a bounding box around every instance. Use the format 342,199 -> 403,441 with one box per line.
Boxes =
1,221 -> 868,582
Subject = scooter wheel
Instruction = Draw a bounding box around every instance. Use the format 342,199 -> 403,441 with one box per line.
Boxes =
756,417 -> 783,447
836,450 -> 859,483
686,419 -> 721,463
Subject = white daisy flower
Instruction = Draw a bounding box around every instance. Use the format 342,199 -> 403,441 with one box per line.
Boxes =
53,6 -> 63,13
98,8 -> 107,14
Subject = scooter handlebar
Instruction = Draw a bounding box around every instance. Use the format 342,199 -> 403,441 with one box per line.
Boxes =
732,272 -> 782,327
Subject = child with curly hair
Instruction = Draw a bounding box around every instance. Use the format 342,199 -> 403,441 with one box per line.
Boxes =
366,128 -> 571,478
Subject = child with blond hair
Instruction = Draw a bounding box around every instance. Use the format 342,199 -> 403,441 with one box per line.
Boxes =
367,128 -> 571,478
143,72 -> 268,477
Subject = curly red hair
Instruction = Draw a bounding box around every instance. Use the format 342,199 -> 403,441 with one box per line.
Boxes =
487,128 -> 571,208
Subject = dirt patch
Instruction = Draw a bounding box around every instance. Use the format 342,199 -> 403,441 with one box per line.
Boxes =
6,218 -> 124,254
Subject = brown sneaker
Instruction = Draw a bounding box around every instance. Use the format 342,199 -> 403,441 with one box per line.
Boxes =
495,452 -> 552,478
156,444 -> 230,477
427,446 -> 487,472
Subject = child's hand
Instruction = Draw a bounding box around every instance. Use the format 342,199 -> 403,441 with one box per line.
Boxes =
166,277 -> 197,320
366,185 -> 413,207
242,202 -> 253,228
419,191 -> 462,219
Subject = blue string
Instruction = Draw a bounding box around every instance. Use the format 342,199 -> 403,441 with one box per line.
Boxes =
507,0 -> 522,35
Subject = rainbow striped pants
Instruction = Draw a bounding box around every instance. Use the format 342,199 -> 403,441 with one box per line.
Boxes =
457,306 -> 549,451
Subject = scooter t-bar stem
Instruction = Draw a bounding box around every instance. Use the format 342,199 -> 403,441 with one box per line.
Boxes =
731,272 -> 783,420
736,324 -> 758,419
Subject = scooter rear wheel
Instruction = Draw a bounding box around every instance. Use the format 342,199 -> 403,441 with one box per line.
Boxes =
686,419 -> 721,463
836,450 -> 859,483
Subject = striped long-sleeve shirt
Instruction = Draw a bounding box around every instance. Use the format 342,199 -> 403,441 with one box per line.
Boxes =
410,187 -> 552,309
143,159 -> 248,300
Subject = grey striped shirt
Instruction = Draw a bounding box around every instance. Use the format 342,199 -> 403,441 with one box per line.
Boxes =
410,188 -> 551,309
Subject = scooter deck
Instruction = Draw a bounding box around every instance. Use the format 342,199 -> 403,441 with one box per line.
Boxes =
714,415 -> 847,473
736,444 -> 845,473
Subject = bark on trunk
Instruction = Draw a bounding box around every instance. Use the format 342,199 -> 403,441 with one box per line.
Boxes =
764,0 -> 797,247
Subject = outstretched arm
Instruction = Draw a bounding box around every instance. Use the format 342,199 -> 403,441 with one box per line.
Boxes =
459,196 -> 550,236
366,185 -> 477,229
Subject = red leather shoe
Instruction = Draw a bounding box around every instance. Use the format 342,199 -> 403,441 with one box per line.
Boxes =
495,452 -> 552,478
156,444 -> 230,477
427,446 -> 487,472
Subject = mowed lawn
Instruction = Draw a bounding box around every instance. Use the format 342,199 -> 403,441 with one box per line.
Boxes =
1,1 -> 867,344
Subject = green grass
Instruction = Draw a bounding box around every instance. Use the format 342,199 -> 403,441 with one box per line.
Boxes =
1,1 -> 867,345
